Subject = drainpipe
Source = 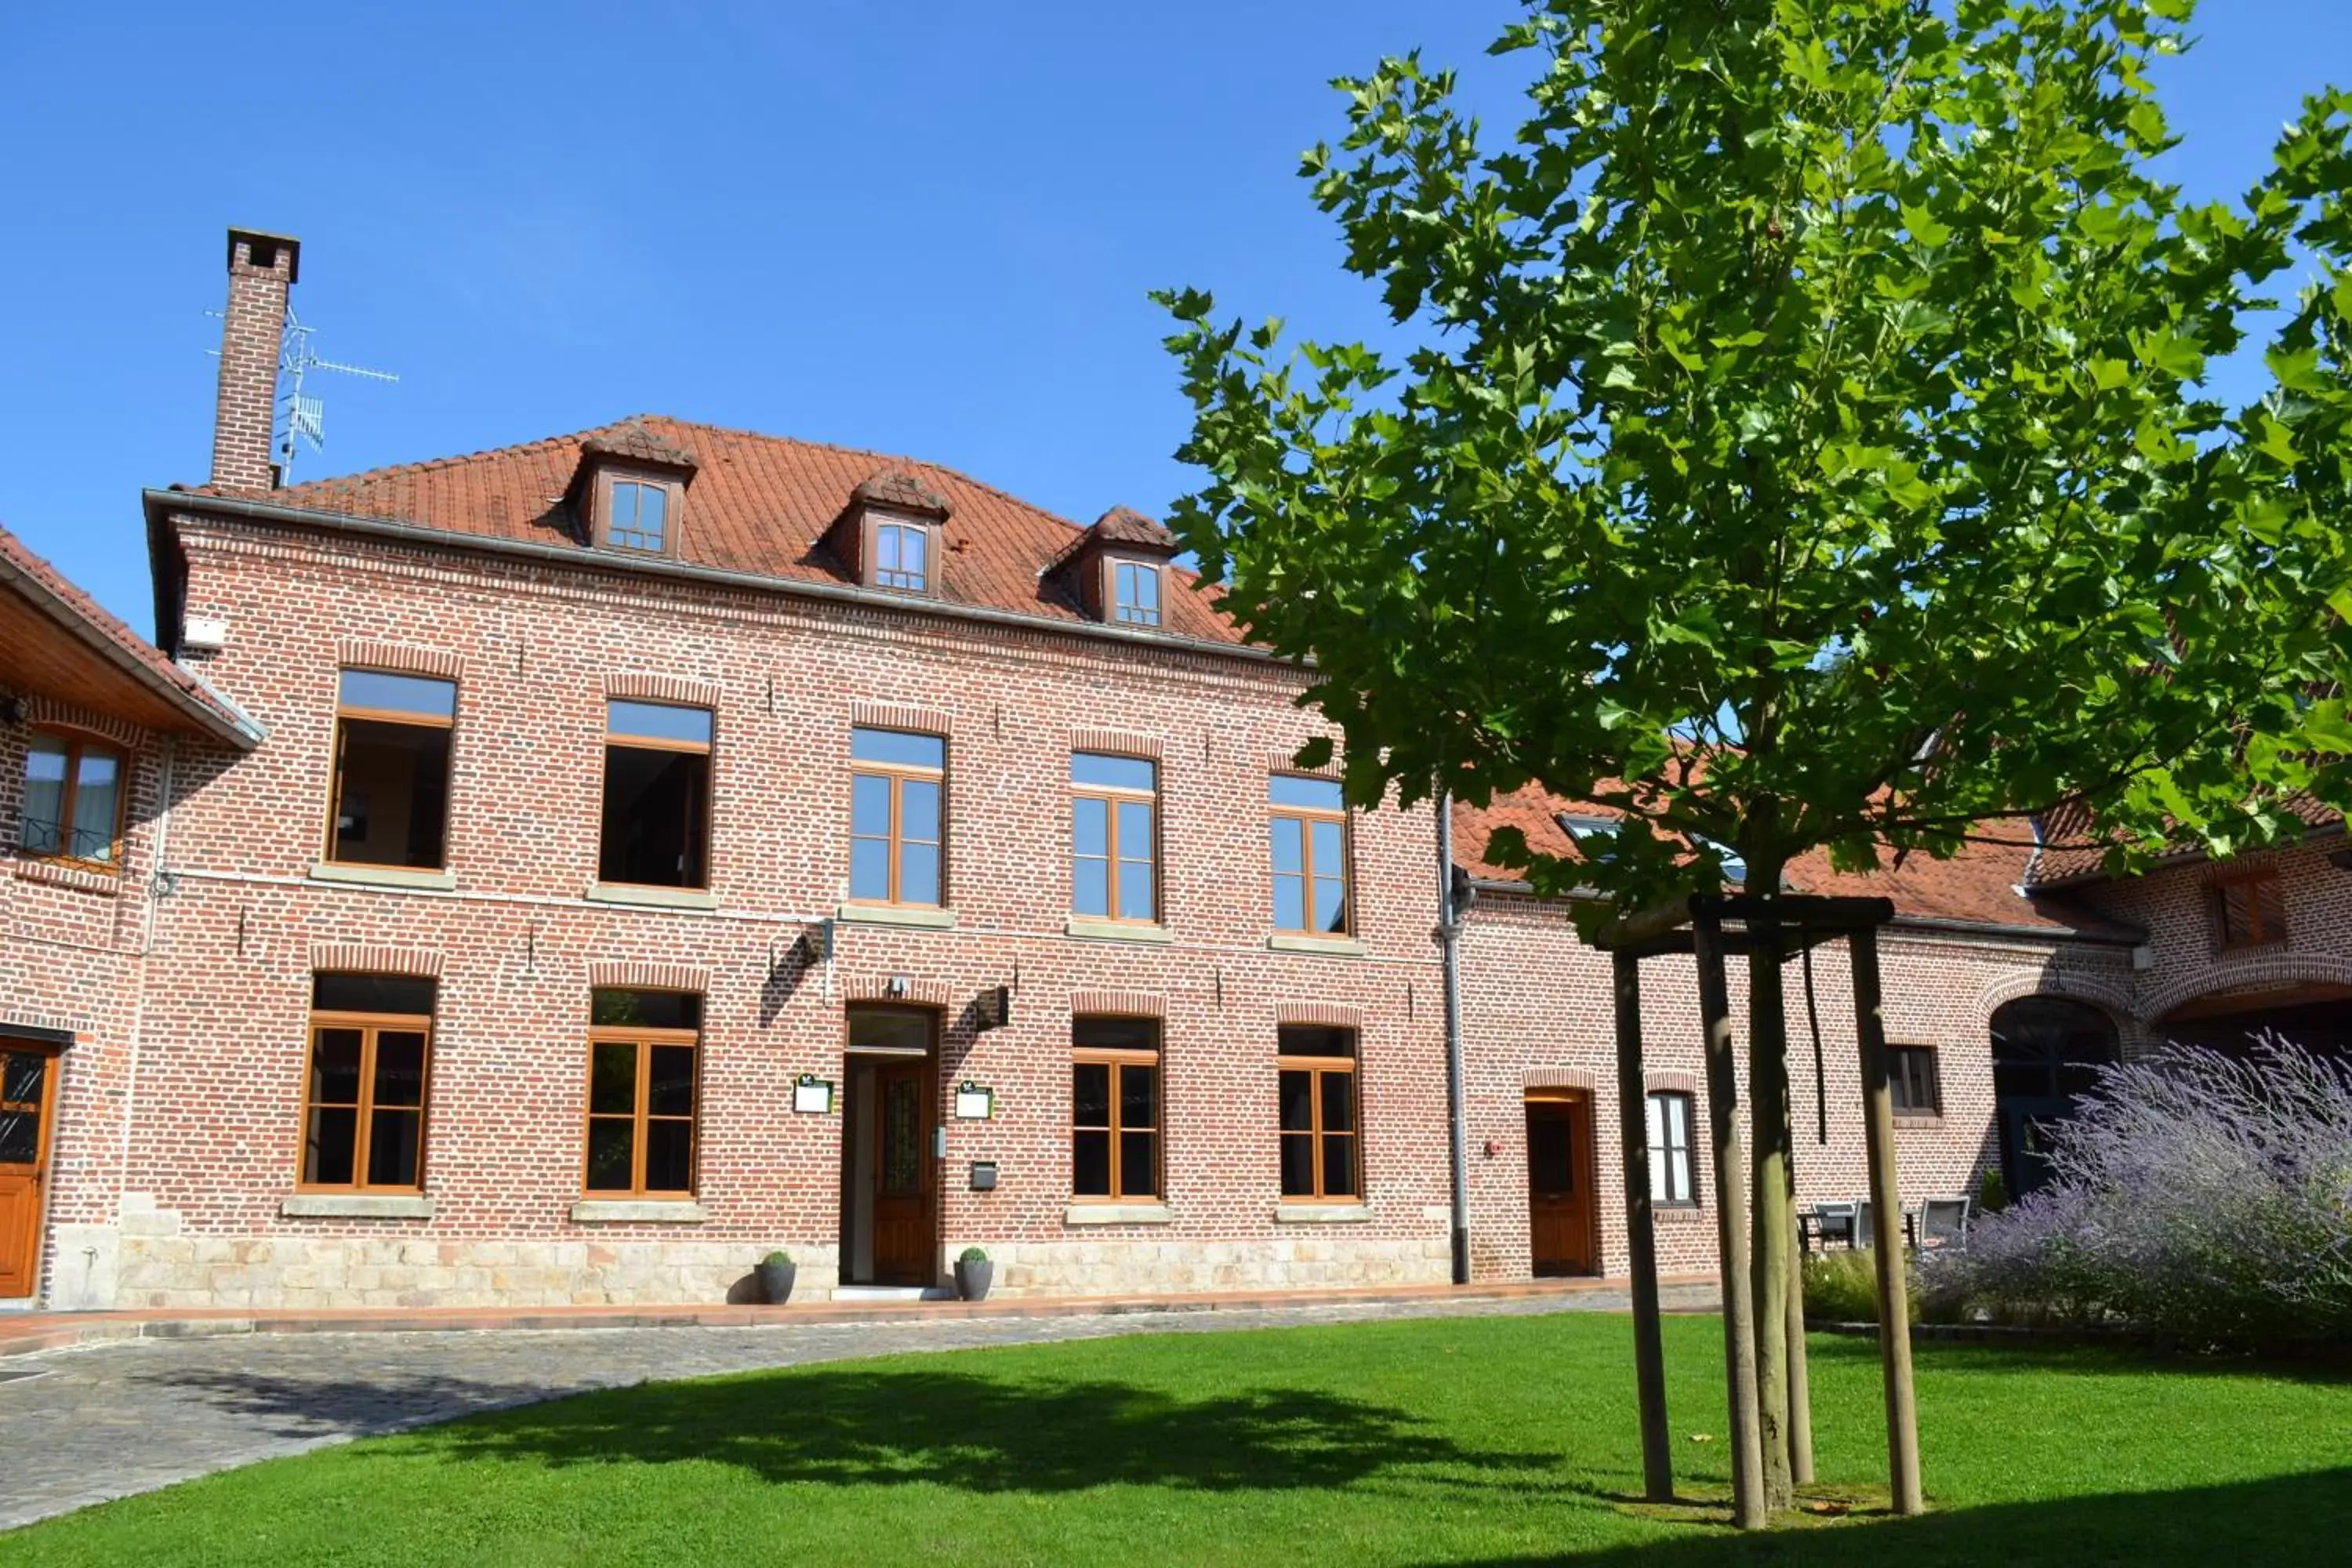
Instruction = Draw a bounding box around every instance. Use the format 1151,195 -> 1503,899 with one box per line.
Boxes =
1436,793 -> 1471,1285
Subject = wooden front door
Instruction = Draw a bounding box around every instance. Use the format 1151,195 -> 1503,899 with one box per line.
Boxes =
1526,1093 -> 1598,1277
869,1060 -> 934,1286
0,1047 -> 60,1298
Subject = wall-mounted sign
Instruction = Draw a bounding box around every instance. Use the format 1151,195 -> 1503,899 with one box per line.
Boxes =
954,1080 -> 995,1120
793,1074 -> 835,1115
975,985 -> 1011,1033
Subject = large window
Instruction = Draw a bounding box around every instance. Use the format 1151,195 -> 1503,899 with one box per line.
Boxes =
327,670 -> 456,869
603,477 -> 673,554
1269,775 -> 1350,934
600,699 -> 713,888
1889,1045 -> 1943,1116
1646,1091 -> 1695,1206
873,521 -> 930,592
584,989 -> 702,1196
1112,561 -> 1161,627
19,731 -> 123,867
301,973 -> 434,1192
850,728 -> 945,906
1277,1024 -> 1359,1200
1072,753 -> 1157,922
1072,1016 -> 1160,1200
2212,868 -> 2288,950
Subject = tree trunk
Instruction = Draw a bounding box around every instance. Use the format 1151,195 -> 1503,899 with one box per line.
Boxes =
1613,951 -> 1674,1502
1744,856 -> 1795,1512
1784,1150 -> 1815,1486
1693,914 -> 1766,1529
1850,925 -> 1925,1515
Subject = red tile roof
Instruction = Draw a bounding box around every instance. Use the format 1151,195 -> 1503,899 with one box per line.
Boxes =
194,416 -> 1243,646
1452,784 -> 2131,935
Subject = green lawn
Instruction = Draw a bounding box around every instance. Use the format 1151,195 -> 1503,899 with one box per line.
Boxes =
7,1314 -> 2348,1566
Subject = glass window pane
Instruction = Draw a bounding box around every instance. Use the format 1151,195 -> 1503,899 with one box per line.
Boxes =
1270,817 -> 1304,873
1273,873 -> 1307,931
637,485 -> 667,546
1116,800 -> 1154,861
1072,1016 -> 1159,1052
1645,1093 -> 1664,1154
1,1053 -> 45,1105
1072,795 -> 1109,857
1279,1025 -> 1356,1058
644,1119 -> 692,1192
366,1109 -> 421,1187
1280,1134 -> 1316,1197
314,974 -> 436,1015
1320,1071 -> 1356,1134
850,837 -> 891,901
309,1029 -> 364,1105
334,717 -> 452,869
1116,858 -> 1154,922
1321,1134 -> 1358,1196
1071,753 -> 1156,792
898,841 -> 941,906
19,739 -> 65,855
586,1120 -> 635,1192
338,670 -> 458,720
1121,1065 -> 1156,1130
1278,1069 -> 1313,1133
1073,856 -> 1109,917
900,779 -> 942,843
1269,775 -> 1345,811
590,1042 -> 638,1115
589,989 -> 700,1030
0,1110 -> 36,1164
371,1032 -> 426,1109
847,1007 -> 931,1054
648,1047 -> 696,1116
608,701 -> 713,746
1073,1129 -> 1112,1196
851,728 -> 945,769
1312,875 -> 1348,934
900,525 -> 927,576
850,772 -> 895,838
1120,1131 -> 1158,1196
1072,1062 -> 1112,1127
1310,818 -> 1344,876
305,1106 -> 358,1186
70,750 -> 120,862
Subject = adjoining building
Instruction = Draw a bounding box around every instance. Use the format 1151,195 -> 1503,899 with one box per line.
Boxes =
1,230 -> 2340,1311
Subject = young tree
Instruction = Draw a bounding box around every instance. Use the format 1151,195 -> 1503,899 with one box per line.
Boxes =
1159,0 -> 2352,1519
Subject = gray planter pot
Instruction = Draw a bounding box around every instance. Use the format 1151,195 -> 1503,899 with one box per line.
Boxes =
756,1261 -> 797,1305
955,1259 -> 994,1301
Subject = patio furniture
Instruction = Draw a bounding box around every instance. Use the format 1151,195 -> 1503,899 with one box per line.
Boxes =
1918,1196 -> 1973,1249
1813,1202 -> 1859,1250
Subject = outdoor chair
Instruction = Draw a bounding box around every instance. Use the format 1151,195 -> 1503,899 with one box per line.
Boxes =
1813,1202 -> 1859,1249
1919,1196 -> 1973,1249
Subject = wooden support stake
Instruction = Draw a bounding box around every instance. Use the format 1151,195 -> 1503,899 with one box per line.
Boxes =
1612,949 -> 1673,1503
1849,925 -> 1924,1515
1785,1159 -> 1816,1486
1693,915 -> 1766,1530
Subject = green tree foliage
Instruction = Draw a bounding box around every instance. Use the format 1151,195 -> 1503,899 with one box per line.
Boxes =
1160,0 -> 2352,909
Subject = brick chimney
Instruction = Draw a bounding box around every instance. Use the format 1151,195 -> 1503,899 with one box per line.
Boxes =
210,228 -> 299,490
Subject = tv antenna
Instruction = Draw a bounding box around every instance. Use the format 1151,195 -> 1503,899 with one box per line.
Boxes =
205,303 -> 399,482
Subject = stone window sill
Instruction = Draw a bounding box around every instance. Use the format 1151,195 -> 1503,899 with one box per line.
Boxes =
835,902 -> 956,930
583,882 -> 720,911
13,856 -> 122,896
569,1199 -> 709,1224
1065,1203 -> 1174,1226
310,862 -> 458,892
1267,933 -> 1367,958
1064,918 -> 1174,945
1274,1203 -> 1373,1224
280,1193 -> 437,1220
1653,1203 -> 1707,1225
1893,1112 -> 1945,1130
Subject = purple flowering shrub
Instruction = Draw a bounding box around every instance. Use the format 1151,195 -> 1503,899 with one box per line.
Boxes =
1920,1037 -> 2352,1351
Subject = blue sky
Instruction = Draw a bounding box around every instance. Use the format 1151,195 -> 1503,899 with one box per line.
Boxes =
3,1 -> 2347,630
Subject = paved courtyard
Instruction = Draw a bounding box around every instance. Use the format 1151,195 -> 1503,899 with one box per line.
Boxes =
0,1285 -> 1713,1531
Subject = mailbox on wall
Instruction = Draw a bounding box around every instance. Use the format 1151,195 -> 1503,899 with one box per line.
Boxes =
970,1161 -> 1000,1192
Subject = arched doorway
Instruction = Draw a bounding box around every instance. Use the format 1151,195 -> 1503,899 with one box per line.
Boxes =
1988,996 -> 2118,1198
2159,984 -> 2352,1058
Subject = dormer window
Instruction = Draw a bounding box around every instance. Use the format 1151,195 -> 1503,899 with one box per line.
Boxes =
874,519 -> 931,593
1112,561 -> 1161,627
570,420 -> 699,560
605,479 -> 672,554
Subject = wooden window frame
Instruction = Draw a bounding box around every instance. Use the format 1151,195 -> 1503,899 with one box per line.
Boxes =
2211,866 -> 2288,951
1889,1044 -> 1943,1117
867,516 -> 935,594
849,731 -> 947,909
1109,559 -> 1163,627
17,728 -> 127,873
296,1007 -> 434,1194
1071,753 -> 1160,924
323,669 -> 459,871
598,699 -> 715,892
1646,1090 -> 1697,1207
1276,1033 -> 1361,1203
1269,776 -> 1352,936
1072,1020 -> 1162,1202
595,470 -> 684,557
582,1017 -> 702,1199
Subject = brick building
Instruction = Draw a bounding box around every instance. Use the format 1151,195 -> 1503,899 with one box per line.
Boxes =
0,229 -> 2340,1311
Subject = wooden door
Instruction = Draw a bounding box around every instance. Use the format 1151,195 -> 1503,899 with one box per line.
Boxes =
1526,1094 -> 1597,1277
869,1061 -> 934,1286
0,1047 -> 59,1298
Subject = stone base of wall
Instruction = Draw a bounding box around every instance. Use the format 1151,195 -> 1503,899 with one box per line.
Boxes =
985,1236 -> 1452,1298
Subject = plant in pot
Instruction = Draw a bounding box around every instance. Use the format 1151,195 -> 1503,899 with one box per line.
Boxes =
757,1249 -> 797,1306
955,1246 -> 993,1302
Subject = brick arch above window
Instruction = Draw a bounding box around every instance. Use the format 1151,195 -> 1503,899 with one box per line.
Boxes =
605,671 -> 721,709
19,696 -> 143,751
586,960 -> 710,993
1070,728 -> 1163,760
851,700 -> 953,737
309,942 -> 443,978
1069,989 -> 1166,1018
1522,1066 -> 1596,1091
1276,1000 -> 1363,1029
1643,1069 -> 1700,1096
841,975 -> 956,1008
336,640 -> 464,681
1972,969 -> 2138,1027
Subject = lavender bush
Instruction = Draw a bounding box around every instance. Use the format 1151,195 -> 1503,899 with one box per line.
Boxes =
1921,1037 -> 2352,1352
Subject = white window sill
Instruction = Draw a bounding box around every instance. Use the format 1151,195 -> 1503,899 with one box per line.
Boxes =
1266,933 -> 1367,957
583,882 -> 720,911
310,862 -> 457,892
1893,1112 -> 1945,1131
1064,917 -> 1174,945
280,1194 -> 437,1219
569,1200 -> 708,1224
835,902 -> 956,930
1274,1203 -> 1373,1224
1653,1203 -> 1707,1225
1064,1203 -> 1174,1226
